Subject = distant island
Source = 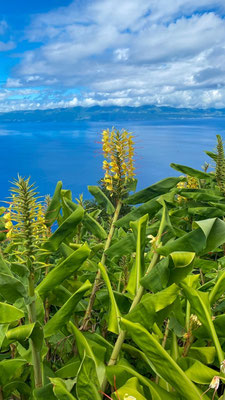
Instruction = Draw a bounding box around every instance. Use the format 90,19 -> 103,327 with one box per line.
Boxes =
1,105 -> 225,123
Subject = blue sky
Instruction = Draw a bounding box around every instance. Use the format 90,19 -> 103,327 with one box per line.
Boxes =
1,0 -> 225,112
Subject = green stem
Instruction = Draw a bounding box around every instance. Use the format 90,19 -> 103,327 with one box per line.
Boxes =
155,319 -> 170,384
81,199 -> 122,330
101,205 -> 167,391
28,272 -> 43,388
185,300 -> 190,331
0,387 -> 3,400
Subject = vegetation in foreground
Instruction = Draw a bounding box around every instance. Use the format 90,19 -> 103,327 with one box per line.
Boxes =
1,130 -> 225,399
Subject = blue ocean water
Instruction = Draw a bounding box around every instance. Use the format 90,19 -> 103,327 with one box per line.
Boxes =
0,118 -> 224,201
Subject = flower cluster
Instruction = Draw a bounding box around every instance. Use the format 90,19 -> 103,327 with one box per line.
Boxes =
187,176 -> 199,189
176,175 -> 199,203
3,210 -> 13,239
102,128 -> 135,195
33,203 -> 48,239
190,314 -> 202,329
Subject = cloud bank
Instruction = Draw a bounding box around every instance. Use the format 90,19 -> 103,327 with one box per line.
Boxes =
1,0 -> 225,111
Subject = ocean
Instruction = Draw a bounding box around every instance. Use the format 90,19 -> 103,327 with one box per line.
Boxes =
0,118 -> 224,202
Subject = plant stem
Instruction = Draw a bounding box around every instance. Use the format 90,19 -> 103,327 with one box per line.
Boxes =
185,300 -> 190,331
155,319 -> 170,384
0,387 -> 3,400
28,271 -> 43,388
81,199 -> 122,331
101,206 -> 167,391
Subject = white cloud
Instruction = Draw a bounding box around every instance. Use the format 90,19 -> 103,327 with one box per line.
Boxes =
0,20 -> 8,35
3,0 -> 225,110
0,19 -> 15,52
0,40 -> 15,51
5,78 -> 22,88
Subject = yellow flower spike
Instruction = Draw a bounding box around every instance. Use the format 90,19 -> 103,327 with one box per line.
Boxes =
102,128 -> 135,195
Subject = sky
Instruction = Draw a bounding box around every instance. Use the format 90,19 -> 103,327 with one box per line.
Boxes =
1,0 -> 225,112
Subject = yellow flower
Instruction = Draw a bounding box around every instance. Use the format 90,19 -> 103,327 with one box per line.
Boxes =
187,176 -> 199,189
5,221 -> 13,230
3,212 -> 11,220
102,128 -> 135,194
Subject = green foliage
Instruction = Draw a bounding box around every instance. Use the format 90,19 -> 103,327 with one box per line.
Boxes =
1,135 -> 225,399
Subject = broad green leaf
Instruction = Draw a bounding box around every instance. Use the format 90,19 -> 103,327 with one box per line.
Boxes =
43,206 -> 84,252
177,357 -> 217,384
44,280 -> 92,337
170,163 -> 211,179
209,269 -> 225,305
59,242 -> 74,258
112,377 -> 146,400
6,322 -> 43,351
68,321 -> 96,362
11,262 -> 29,277
126,284 -> 180,330
61,189 -> 73,220
157,229 -> 204,256
0,359 -> 27,386
120,318 -> 202,400
127,214 -> 148,296
37,244 -> 90,296
178,189 -> 223,202
106,233 -> 136,258
188,207 -> 225,218
194,218 -> 225,255
76,355 -> 101,400
107,360 -> 181,400
194,258 -> 217,273
122,343 -> 153,370
47,285 -> 71,307
45,181 -> 62,227
34,384 -> 57,399
0,303 -> 24,324
187,347 -> 216,364
168,252 -> 195,284
116,199 -> 161,227
50,377 -> 77,400
88,185 -> 115,215
69,322 -> 105,386
83,213 -> 107,239
180,283 -> 224,364
3,381 -> 31,398
0,324 -> 9,347
0,273 -> 27,303
62,198 -> 78,213
141,252 -> 195,292
0,254 -> 12,275
125,177 -> 181,205
84,331 -> 113,355
212,315 -> 225,338
140,257 -> 169,292
56,361 -> 80,379
158,217 -> 225,256
98,262 -> 121,334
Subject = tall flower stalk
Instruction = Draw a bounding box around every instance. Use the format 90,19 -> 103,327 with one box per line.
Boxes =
216,134 -> 225,195
100,204 -> 167,392
81,128 -> 135,330
8,176 -> 46,388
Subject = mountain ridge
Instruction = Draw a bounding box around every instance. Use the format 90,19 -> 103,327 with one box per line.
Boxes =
1,105 -> 225,123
